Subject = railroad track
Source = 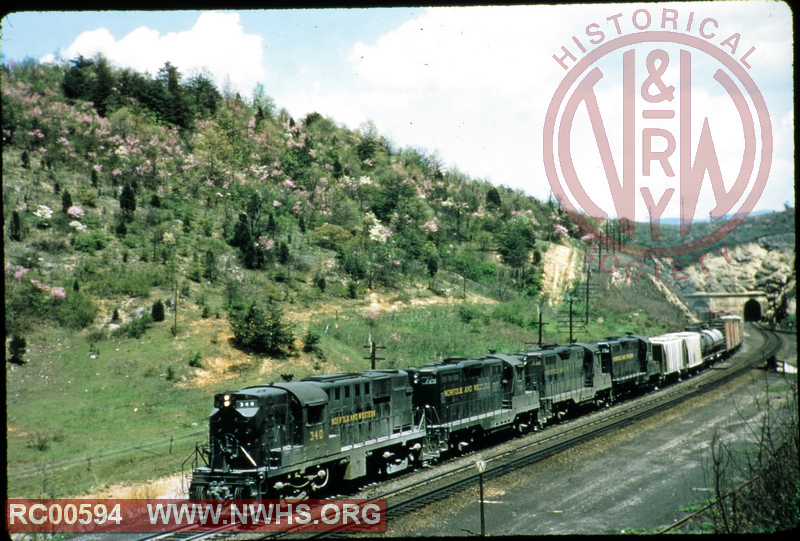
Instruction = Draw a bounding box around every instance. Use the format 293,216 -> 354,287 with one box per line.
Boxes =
134,324 -> 780,541
374,323 -> 782,523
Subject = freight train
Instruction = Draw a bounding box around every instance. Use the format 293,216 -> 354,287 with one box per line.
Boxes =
188,315 -> 743,499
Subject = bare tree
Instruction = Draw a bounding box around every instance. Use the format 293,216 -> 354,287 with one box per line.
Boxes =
704,372 -> 798,533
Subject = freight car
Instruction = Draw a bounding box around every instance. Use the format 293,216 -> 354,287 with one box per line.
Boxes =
686,325 -> 726,365
712,315 -> 744,355
649,334 -> 685,384
190,316 -> 744,498
668,331 -> 704,374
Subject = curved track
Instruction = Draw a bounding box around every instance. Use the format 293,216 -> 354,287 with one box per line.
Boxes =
373,324 -> 781,523
135,325 -> 780,541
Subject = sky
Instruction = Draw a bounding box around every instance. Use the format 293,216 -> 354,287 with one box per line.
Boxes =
1,3 -> 794,224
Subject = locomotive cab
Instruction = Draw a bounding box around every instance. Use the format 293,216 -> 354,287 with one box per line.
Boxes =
209,387 -> 289,472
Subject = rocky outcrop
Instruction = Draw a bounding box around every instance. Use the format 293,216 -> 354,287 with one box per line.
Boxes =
672,233 -> 795,322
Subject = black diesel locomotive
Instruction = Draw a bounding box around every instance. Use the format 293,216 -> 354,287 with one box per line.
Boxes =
189,316 -> 743,499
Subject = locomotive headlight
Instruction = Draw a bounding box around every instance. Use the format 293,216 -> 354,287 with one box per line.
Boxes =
223,394 -> 231,407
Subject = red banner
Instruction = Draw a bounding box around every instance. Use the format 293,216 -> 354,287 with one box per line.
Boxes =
5,498 -> 386,533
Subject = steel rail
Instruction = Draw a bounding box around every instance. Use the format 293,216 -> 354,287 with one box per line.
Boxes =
136,325 -> 780,541
380,324 -> 781,521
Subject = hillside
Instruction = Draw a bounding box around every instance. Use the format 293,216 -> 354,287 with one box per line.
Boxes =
3,56 -> 794,498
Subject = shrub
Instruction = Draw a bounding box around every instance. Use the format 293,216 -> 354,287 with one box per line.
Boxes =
73,231 -> 107,253
31,235 -> 70,254
347,281 -> 359,299
152,299 -> 165,322
303,327 -> 324,359
230,301 -> 295,356
451,249 -> 497,284
112,313 -> 153,339
313,223 -> 352,252
9,335 -> 27,364
458,302 -> 486,324
54,291 -> 98,329
186,263 -> 202,283
492,301 -> 532,328
188,351 -> 203,368
339,250 -> 367,280
88,266 -> 174,298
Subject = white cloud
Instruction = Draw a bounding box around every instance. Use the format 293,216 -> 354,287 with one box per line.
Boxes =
325,3 -> 791,220
58,12 -> 265,96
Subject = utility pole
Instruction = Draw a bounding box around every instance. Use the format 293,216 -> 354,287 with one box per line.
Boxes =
364,337 -> 385,369
568,295 -> 574,343
585,265 -> 591,325
535,305 -> 546,347
526,304 -> 545,347
172,280 -> 178,337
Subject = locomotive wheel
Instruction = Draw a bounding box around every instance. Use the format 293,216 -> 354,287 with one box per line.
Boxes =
189,484 -> 206,499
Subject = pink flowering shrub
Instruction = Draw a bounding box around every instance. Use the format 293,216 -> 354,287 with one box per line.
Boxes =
67,205 -> 85,219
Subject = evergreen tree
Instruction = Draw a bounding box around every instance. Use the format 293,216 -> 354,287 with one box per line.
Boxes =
9,335 -> 27,364
230,301 -> 295,356
62,55 -> 95,103
9,210 -> 22,242
62,190 -> 73,214
203,250 -> 218,282
230,213 -> 251,248
486,186 -> 502,210
152,299 -> 165,322
187,71 -> 221,118
497,217 -> 536,269
120,184 -> 136,221
277,241 -> 290,265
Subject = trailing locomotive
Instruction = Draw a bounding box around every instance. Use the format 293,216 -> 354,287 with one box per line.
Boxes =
407,354 -> 539,460
189,315 -> 744,498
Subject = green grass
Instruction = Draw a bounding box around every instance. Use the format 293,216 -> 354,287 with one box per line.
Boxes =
3,250 -> 696,499
6,321 -> 214,497
4,288 -> 604,497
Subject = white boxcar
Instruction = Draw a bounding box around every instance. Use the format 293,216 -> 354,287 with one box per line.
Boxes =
650,334 -> 685,377
669,332 -> 703,371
